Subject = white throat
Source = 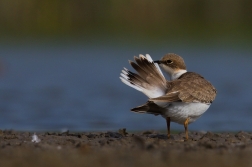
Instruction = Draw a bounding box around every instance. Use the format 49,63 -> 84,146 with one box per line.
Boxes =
171,70 -> 187,80
160,64 -> 187,80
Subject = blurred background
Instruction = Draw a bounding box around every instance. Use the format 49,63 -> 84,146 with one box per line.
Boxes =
0,0 -> 252,132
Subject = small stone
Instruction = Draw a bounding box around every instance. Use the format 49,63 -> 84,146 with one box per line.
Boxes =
118,128 -> 128,136
59,130 -> 69,136
142,130 -> 155,135
105,131 -> 122,138
203,131 -> 214,138
46,132 -> 57,135
86,133 -> 97,139
235,131 -> 252,141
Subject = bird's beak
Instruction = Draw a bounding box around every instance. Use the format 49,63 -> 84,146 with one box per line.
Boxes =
154,60 -> 161,64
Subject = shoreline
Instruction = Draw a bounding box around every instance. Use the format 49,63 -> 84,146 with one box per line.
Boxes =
1,129 -> 252,167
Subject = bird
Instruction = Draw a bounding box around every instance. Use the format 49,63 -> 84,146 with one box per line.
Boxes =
119,53 -> 217,140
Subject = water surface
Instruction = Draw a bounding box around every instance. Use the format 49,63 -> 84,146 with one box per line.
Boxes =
0,41 -> 251,132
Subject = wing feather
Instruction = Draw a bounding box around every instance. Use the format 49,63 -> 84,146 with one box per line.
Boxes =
150,72 -> 217,103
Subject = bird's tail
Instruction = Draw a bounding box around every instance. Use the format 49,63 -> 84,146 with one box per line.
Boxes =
131,101 -> 165,115
119,54 -> 167,98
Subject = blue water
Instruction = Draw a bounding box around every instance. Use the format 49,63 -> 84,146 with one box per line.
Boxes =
0,40 -> 251,132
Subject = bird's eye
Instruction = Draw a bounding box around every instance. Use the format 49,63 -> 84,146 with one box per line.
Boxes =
166,60 -> 173,64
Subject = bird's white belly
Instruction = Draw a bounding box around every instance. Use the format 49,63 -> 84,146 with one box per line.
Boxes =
163,102 -> 210,124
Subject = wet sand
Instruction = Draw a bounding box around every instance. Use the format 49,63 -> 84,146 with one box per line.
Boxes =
0,129 -> 252,167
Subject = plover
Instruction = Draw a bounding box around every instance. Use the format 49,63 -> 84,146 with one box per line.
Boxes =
120,53 -> 217,140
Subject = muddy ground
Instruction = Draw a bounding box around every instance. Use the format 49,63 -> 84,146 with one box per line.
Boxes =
0,129 -> 252,167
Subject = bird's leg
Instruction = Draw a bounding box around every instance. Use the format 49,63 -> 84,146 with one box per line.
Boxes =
184,118 -> 190,140
166,117 -> 171,139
